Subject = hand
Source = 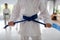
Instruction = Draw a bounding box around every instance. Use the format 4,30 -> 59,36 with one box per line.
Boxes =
45,23 -> 51,28
8,21 -> 15,26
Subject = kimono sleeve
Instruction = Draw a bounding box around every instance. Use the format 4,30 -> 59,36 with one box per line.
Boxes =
38,0 -> 53,24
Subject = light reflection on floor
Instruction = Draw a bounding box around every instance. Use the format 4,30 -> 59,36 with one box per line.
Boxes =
0,20 -> 60,40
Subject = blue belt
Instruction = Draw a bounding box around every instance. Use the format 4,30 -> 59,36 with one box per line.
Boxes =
23,14 -> 45,25
4,14 -> 46,29
4,14 -> 60,31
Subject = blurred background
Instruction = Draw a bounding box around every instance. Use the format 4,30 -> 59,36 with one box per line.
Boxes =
0,0 -> 60,40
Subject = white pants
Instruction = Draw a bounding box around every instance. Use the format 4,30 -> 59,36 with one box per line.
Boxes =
21,35 -> 41,40
4,15 -> 11,31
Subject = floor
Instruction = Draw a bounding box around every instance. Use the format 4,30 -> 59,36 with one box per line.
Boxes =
0,20 -> 60,40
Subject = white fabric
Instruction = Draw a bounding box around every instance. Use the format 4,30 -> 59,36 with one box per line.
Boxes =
21,36 -> 41,40
3,8 -> 10,25
21,36 -> 29,40
3,9 -> 10,14
3,8 -> 11,30
31,36 -> 41,40
9,0 -> 53,37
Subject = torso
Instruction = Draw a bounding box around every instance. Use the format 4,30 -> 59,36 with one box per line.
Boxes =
3,9 -> 10,14
19,0 -> 40,16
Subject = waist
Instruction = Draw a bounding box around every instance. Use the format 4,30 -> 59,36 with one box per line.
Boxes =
4,13 -> 9,15
23,14 -> 38,21
21,9 -> 38,16
23,13 -> 38,16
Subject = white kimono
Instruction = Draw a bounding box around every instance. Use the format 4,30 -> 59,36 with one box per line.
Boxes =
10,0 -> 52,37
3,8 -> 10,25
